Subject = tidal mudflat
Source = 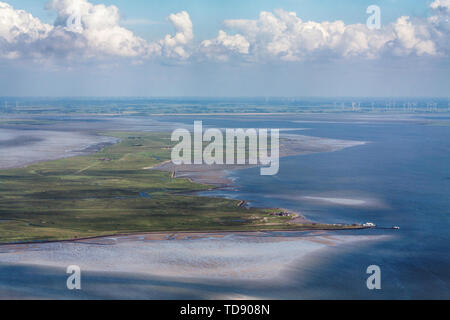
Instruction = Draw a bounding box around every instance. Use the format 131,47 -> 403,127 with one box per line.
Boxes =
0,128 -> 118,169
0,231 -> 385,299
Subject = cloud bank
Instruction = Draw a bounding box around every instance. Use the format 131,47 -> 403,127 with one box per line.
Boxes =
0,0 -> 448,64
212,5 -> 447,62
0,0 -> 193,61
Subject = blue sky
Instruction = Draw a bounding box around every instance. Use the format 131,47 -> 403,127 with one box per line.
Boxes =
0,0 -> 448,97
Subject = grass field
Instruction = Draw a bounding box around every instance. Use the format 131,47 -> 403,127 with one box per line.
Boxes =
0,132 -> 360,243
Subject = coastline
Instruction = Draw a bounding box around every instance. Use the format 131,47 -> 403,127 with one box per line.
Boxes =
0,223 -> 372,247
0,128 -> 370,245
148,133 -> 368,227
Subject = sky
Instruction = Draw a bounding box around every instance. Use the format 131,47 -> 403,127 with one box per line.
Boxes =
0,0 -> 449,97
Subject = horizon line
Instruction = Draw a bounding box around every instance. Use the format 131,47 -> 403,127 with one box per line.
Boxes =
0,96 -> 449,100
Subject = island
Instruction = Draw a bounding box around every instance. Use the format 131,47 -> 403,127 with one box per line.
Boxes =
0,131 -> 368,244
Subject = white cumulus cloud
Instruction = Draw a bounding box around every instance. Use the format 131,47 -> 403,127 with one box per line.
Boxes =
0,0 -> 448,64
201,30 -> 250,61
158,11 -> 194,59
46,0 -> 150,57
204,5 -> 449,62
390,16 -> 436,56
0,2 -> 52,58
430,0 -> 450,12
0,0 -> 193,62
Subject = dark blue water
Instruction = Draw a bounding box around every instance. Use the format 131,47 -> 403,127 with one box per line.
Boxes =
164,114 -> 450,299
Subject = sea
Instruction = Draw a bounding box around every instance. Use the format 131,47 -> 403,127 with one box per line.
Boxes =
157,113 -> 450,299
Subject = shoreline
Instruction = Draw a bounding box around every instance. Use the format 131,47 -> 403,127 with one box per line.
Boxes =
149,133 -> 368,226
0,225 -> 372,247
0,129 -> 370,245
